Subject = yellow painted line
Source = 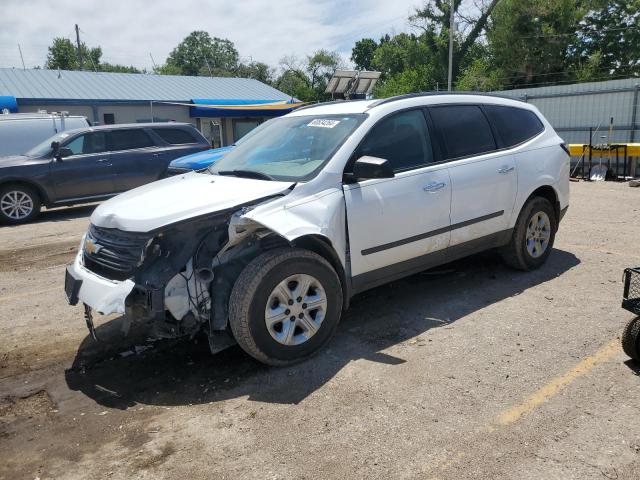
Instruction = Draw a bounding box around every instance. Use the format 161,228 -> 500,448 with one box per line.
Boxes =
0,286 -> 61,303
496,339 -> 619,426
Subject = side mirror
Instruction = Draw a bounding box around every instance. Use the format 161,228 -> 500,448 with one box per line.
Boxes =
56,147 -> 73,161
351,156 -> 394,180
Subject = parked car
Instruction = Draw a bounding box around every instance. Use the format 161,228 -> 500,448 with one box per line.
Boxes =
165,146 -> 233,176
65,94 -> 570,366
0,122 -> 209,224
165,119 -> 272,175
0,112 -> 90,158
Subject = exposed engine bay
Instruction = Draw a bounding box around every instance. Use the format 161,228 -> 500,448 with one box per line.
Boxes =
78,195 -> 291,352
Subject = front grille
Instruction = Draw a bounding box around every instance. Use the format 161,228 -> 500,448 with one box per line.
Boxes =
83,225 -> 152,281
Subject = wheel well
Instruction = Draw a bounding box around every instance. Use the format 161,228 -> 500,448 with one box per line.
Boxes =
291,234 -> 351,310
0,180 -> 48,206
528,185 -> 559,225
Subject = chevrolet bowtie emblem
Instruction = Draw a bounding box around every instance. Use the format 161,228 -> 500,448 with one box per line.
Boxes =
84,238 -> 102,255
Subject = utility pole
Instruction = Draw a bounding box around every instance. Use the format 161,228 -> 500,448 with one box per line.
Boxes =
149,53 -> 157,70
17,44 -> 25,70
75,24 -> 83,70
447,0 -> 454,91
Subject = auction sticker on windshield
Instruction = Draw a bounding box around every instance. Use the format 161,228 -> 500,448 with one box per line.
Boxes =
308,119 -> 340,128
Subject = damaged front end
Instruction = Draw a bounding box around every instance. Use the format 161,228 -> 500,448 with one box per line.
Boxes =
66,199 -> 288,353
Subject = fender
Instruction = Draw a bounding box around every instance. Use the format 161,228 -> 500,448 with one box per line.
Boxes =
242,187 -> 349,270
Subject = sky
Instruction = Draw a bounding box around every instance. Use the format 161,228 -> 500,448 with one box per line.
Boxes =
0,0 -> 421,71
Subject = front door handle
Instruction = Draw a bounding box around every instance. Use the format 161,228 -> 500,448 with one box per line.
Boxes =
498,165 -> 515,174
96,158 -> 110,163
423,181 -> 446,193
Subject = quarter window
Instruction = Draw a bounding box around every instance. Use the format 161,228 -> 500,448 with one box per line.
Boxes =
429,105 -> 496,159
356,109 -> 433,172
484,105 -> 544,147
109,129 -> 155,151
64,132 -> 108,155
152,128 -> 198,145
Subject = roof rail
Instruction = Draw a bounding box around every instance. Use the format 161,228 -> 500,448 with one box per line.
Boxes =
365,91 -> 525,110
294,98 -> 370,112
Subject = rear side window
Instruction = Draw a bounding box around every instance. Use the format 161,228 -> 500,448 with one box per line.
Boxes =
109,129 -> 155,151
429,105 -> 496,159
64,132 -> 108,155
356,109 -> 433,172
484,105 -> 544,147
152,128 -> 198,145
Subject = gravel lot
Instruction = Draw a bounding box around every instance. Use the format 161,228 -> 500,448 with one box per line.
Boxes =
1,182 -> 639,480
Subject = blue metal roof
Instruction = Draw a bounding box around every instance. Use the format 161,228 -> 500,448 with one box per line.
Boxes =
0,68 -> 292,103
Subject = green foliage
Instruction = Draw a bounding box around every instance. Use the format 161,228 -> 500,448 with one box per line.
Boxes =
45,37 -> 141,73
236,62 -> 275,84
351,38 -> 378,70
572,0 -> 640,79
165,31 -> 239,76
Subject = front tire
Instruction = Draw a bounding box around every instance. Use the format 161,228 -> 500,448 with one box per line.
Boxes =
622,317 -> 640,361
228,248 -> 343,366
0,184 -> 41,225
501,196 -> 557,271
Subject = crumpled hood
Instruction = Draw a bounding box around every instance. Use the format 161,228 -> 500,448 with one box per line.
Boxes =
91,172 -> 293,232
169,146 -> 233,170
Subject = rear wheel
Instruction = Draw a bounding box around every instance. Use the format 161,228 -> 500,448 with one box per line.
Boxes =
0,184 -> 41,224
501,196 -> 556,270
621,317 -> 640,361
228,248 -> 343,366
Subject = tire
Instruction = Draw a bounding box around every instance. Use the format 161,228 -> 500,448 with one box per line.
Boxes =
0,184 -> 41,225
501,196 -> 557,271
621,316 -> 640,361
228,248 -> 343,366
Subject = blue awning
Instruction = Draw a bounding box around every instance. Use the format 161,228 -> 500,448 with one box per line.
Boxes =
190,98 -> 297,118
0,95 -> 18,113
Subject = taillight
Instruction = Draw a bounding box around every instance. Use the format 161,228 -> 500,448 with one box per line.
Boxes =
560,143 -> 570,156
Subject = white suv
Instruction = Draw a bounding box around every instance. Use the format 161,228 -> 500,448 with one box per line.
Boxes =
65,94 -> 570,365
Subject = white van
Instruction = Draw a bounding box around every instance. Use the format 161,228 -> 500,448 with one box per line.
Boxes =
0,113 -> 90,157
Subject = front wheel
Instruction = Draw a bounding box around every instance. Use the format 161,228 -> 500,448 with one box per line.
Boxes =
0,184 -> 41,224
501,196 -> 557,271
228,248 -> 343,366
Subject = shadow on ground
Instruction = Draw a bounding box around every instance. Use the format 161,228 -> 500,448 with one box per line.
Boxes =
65,248 -> 580,409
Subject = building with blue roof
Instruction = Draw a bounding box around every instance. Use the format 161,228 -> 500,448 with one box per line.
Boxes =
0,68 -> 296,147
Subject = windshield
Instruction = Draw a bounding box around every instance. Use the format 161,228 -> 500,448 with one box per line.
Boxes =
209,114 -> 366,181
25,131 -> 73,157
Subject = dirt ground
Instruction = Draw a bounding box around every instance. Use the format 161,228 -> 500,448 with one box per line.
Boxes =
1,182 -> 639,480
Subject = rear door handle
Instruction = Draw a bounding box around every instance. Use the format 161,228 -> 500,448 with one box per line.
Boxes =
423,181 -> 446,193
498,165 -> 515,174
96,158 -> 110,163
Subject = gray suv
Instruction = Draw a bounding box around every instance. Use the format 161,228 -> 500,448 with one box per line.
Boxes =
0,123 -> 210,224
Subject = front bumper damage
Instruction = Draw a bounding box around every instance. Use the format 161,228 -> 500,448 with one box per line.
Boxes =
65,203 -> 285,352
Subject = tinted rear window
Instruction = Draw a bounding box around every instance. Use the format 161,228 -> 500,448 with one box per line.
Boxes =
109,129 -> 154,150
484,105 -> 544,148
152,128 -> 198,145
429,105 -> 496,159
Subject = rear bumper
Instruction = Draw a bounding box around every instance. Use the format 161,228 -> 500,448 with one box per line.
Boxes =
65,239 -> 135,315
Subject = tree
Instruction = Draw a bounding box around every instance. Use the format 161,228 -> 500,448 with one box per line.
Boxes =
571,0 -> 640,79
45,37 -> 101,71
45,37 -> 141,73
351,38 -> 378,70
165,31 -> 239,76
236,61 -> 275,84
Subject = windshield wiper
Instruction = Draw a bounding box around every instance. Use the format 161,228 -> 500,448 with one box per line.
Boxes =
217,169 -> 275,181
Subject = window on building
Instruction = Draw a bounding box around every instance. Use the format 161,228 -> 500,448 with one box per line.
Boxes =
152,128 -> 198,145
108,129 -> 155,151
103,113 -> 115,125
355,109 -> 433,172
64,132 -> 108,155
483,105 -> 544,148
429,105 -> 496,159
233,120 -> 261,142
